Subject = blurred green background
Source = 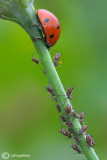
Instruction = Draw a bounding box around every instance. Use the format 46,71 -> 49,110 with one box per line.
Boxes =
0,0 -> 107,160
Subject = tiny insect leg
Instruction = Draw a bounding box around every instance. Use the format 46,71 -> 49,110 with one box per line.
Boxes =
32,24 -> 43,31
32,36 -> 44,41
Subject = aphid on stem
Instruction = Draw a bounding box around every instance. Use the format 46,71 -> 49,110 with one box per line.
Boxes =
46,86 -> 55,96
80,112 -> 85,124
73,130 -> 81,143
56,104 -> 61,112
75,135 -> 81,143
68,121 -> 72,130
80,125 -> 87,134
60,115 -> 66,123
32,57 -> 39,64
53,96 -> 57,102
42,70 -> 46,75
67,87 -> 74,99
53,52 -> 61,66
72,144 -> 81,154
60,129 -> 72,139
73,111 -> 78,118
66,105 -> 71,118
73,130 -> 77,136
86,134 -> 95,147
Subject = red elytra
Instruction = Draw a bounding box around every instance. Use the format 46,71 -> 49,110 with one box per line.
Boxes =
37,9 -> 61,47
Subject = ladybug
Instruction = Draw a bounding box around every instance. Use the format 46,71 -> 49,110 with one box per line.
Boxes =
37,9 -> 61,48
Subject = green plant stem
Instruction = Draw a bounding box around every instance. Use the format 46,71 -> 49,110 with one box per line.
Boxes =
0,1 -> 99,160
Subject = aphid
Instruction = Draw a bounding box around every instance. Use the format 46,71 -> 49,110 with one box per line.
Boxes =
73,130 -> 80,142
73,130 -> 77,135
86,134 -> 95,147
37,9 -> 61,48
53,96 -> 57,102
60,115 -> 66,123
72,144 -> 81,154
80,112 -> 85,119
56,104 -> 61,112
75,135 -> 81,143
46,86 -> 55,96
80,125 -> 87,134
32,57 -> 39,64
80,112 -> 85,124
60,129 -> 72,139
73,111 -> 78,118
66,105 -> 71,118
54,53 -> 61,61
54,53 -> 61,66
68,121 -> 72,130
42,70 -> 46,74
67,87 -> 73,99
73,130 -> 77,136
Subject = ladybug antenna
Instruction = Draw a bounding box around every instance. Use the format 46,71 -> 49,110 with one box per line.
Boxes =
50,48 -> 63,57
51,48 -> 63,55
49,50 -> 54,56
51,48 -> 58,53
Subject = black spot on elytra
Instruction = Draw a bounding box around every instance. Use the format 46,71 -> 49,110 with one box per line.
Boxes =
44,18 -> 49,23
50,34 -> 54,38
57,25 -> 59,29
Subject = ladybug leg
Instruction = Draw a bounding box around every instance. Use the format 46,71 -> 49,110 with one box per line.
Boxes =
32,37 -> 49,48
32,24 -> 51,48
32,24 -> 43,32
32,36 -> 44,41
32,36 -> 50,49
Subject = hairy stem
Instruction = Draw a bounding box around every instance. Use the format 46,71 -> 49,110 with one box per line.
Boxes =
0,1 -> 99,160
